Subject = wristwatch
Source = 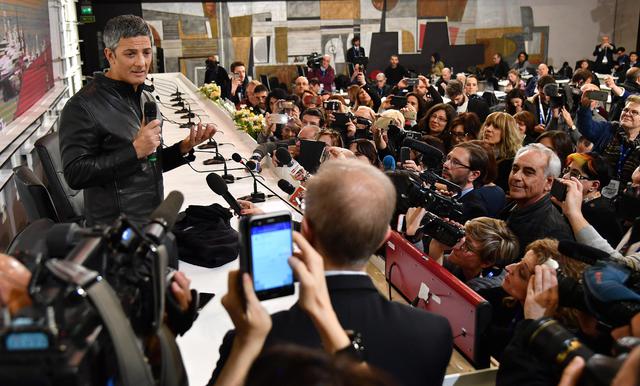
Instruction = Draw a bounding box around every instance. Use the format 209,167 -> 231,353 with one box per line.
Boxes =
335,330 -> 365,362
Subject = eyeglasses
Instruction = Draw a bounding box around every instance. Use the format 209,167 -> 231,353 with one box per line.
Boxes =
445,155 -> 470,169
621,107 -> 640,117
457,238 -> 477,254
430,115 -> 448,124
562,167 -> 592,181
449,130 -> 466,138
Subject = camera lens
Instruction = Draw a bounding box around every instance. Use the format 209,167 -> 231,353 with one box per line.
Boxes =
528,318 -> 594,368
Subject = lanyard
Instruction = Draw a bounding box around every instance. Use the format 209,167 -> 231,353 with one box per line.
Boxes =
617,143 -> 633,179
538,98 -> 552,126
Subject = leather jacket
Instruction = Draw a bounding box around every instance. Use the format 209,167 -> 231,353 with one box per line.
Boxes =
60,73 -> 193,226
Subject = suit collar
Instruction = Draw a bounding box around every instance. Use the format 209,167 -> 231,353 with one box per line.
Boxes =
325,274 -> 378,292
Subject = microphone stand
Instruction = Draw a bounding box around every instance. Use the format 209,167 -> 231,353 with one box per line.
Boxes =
253,177 -> 303,216
179,103 -> 195,128
237,159 -> 266,203
202,140 -> 226,164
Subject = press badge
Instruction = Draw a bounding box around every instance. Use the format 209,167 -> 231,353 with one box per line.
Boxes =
601,179 -> 620,199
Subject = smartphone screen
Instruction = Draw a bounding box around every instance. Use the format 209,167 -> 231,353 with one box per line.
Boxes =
241,212 -> 294,300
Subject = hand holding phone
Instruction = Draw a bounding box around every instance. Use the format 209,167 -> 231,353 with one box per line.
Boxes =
550,179 -> 568,201
221,270 -> 272,342
239,212 -> 294,300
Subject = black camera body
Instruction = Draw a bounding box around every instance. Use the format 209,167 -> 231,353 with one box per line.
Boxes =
387,125 -> 422,152
307,52 -> 323,69
422,211 -> 465,246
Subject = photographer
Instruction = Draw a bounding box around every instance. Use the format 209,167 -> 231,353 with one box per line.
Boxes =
427,217 -> 519,291
204,55 -> 229,88
524,75 -> 558,133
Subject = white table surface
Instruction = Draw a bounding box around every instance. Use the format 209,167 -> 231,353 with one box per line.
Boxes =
152,73 -> 301,386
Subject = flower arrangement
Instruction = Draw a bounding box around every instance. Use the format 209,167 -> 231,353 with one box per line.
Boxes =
199,82 -> 222,103
233,108 -> 265,140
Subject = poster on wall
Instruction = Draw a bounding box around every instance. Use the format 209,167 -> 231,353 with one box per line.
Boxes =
0,1 -> 54,132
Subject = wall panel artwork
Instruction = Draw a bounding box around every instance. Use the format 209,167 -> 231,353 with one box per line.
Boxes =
0,0 -> 54,130
287,1 -> 321,20
320,0 -> 360,20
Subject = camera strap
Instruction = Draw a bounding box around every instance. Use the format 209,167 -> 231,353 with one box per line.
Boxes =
87,278 -> 155,386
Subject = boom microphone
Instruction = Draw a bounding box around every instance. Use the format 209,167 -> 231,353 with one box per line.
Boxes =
206,173 -> 243,214
558,240 -> 611,266
275,147 -> 309,181
144,191 -> 184,244
383,155 -> 396,171
278,179 -> 296,195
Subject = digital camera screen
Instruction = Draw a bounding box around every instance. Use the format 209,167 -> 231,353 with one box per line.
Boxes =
250,221 -> 293,292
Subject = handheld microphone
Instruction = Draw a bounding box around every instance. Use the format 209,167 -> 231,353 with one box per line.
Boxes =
275,147 -> 309,182
402,138 -> 444,168
143,101 -> 161,163
206,173 -> 243,214
144,190 -> 184,244
278,179 -> 306,210
382,155 -> 396,171
231,153 -> 266,202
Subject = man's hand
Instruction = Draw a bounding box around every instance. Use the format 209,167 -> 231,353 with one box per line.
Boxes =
557,356 -> 585,386
346,121 -> 356,138
534,124 -> 546,133
180,122 -> 216,154
401,159 -> 422,172
579,84 -> 600,107
221,270 -> 272,345
237,199 -> 264,216
524,265 -> 559,320
133,119 -> 161,159
170,271 -> 193,312
560,107 -> 574,127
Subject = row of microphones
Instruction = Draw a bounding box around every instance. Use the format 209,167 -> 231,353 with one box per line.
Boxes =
206,173 -> 243,214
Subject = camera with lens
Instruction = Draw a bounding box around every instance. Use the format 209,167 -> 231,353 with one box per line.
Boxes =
543,83 -> 568,109
525,317 -> 640,386
323,100 -> 341,111
387,125 -> 423,154
422,211 -> 465,246
0,194 -> 187,386
307,52 -> 323,69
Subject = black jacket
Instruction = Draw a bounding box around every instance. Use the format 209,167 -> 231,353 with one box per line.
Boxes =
448,97 -> 490,123
209,274 -> 453,386
346,46 -> 366,64
500,195 -> 574,258
59,73 -> 192,226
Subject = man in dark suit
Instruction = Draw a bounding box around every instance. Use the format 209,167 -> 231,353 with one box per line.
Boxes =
446,80 -> 490,122
208,160 -> 453,386
442,142 -> 491,221
593,35 -> 616,74
346,36 -> 365,64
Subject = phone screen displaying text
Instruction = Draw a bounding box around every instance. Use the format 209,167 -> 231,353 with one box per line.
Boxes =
250,221 -> 293,292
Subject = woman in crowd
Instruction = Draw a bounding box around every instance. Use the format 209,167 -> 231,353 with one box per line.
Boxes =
347,85 -> 360,108
448,112 -> 481,147
513,111 -> 537,146
406,92 -> 428,122
316,128 -> 344,148
418,103 -> 456,150
512,51 -> 530,73
505,88 -> 526,116
354,85 -> 381,112
478,112 -> 522,191
536,130 -> 574,168
427,217 -> 520,292
561,152 -> 623,246
431,52 -> 445,77
504,69 -> 526,92
469,140 -> 507,217
349,139 -> 382,169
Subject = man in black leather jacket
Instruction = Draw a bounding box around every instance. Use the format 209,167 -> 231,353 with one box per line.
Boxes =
60,15 -> 215,226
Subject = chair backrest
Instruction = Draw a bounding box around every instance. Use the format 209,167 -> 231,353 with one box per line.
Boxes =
13,165 -> 60,223
35,132 -> 84,222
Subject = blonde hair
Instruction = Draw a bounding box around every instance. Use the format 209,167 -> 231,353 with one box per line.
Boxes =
479,112 -> 522,160
380,109 -> 404,128
465,217 -> 519,267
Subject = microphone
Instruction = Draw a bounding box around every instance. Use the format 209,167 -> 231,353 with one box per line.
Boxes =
144,101 -> 162,163
231,153 -> 266,202
144,190 -> 184,244
275,147 -> 309,182
402,138 -> 444,168
278,179 -> 306,210
206,172 -> 243,214
383,155 -> 396,171
556,240 -> 640,271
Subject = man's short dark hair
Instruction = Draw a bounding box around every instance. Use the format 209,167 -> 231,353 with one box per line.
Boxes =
351,36 -> 360,45
571,69 -> 594,84
254,84 -> 268,94
309,78 -> 321,87
445,80 -> 464,98
537,75 -> 556,91
103,15 -> 151,51
230,61 -> 245,72
301,108 -> 325,127
454,142 -> 489,188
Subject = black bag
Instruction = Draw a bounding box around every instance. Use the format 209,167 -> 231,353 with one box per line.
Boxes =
173,204 -> 239,268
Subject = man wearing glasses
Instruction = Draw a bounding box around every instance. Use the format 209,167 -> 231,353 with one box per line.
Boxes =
373,72 -> 391,98
576,88 -> 640,192
441,142 -> 492,221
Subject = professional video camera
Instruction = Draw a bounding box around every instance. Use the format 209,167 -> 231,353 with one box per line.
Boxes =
0,192 -> 186,386
525,317 -> 640,386
543,83 -> 568,109
307,52 -> 323,69
387,125 -> 422,153
388,171 -> 464,245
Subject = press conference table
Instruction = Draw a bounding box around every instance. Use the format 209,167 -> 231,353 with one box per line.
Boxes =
152,73 -> 477,385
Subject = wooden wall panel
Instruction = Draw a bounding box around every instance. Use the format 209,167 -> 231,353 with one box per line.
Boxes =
320,0 -> 360,20
417,0 -> 468,21
275,27 -> 289,63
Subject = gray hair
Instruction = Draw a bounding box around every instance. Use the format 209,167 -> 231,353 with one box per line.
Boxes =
515,143 -> 562,178
103,15 -> 151,51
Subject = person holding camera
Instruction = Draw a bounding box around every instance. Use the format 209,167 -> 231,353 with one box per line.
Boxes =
204,55 -> 229,88
593,35 -> 616,74
576,87 -> 640,189
606,67 -> 640,122
224,61 -> 249,105
524,75 -> 558,134
210,160 -> 453,386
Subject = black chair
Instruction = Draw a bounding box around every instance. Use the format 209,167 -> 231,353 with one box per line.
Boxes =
6,218 -> 54,256
13,165 -> 60,223
35,132 -> 84,223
